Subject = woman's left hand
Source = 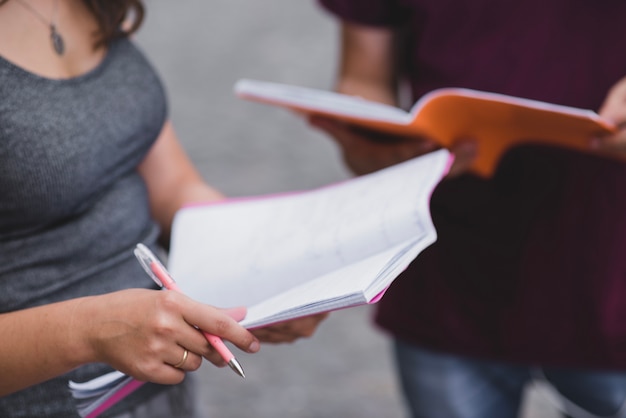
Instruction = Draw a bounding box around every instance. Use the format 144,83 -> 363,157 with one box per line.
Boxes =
251,313 -> 330,343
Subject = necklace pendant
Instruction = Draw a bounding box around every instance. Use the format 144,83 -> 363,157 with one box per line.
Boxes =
50,24 -> 65,56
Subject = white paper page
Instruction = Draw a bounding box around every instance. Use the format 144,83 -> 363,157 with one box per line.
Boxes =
240,240 -> 411,327
68,370 -> 127,394
235,79 -> 412,124
169,149 -> 449,310
69,371 -> 135,417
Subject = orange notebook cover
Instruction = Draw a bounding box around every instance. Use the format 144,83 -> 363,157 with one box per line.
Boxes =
234,79 -> 617,177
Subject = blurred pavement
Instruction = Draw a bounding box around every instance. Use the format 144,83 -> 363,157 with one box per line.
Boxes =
135,2 -> 560,417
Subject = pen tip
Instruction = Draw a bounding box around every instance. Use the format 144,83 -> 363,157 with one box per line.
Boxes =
228,358 -> 246,378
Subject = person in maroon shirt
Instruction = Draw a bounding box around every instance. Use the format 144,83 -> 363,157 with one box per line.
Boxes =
314,1 -> 626,417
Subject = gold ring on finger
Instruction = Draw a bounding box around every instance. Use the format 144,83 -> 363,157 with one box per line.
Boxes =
173,349 -> 189,369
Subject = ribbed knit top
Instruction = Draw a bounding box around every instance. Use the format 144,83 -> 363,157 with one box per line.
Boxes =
0,38 -> 167,417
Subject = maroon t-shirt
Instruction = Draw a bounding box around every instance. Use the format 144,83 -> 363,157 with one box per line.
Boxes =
319,0 -> 626,369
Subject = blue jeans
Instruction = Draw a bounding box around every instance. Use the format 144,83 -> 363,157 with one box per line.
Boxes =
394,340 -> 626,418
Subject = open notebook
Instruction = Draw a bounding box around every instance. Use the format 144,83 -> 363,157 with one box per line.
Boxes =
235,79 -> 618,177
68,149 -> 450,416
169,149 -> 452,328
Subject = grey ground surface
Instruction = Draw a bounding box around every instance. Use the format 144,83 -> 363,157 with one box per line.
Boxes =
135,2 -> 559,417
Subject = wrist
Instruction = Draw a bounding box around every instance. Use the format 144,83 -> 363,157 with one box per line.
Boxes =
64,296 -> 100,367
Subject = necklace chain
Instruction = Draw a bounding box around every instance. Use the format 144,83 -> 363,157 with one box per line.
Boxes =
14,0 -> 65,56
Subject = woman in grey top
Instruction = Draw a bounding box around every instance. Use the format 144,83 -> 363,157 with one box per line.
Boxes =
0,1 -> 325,416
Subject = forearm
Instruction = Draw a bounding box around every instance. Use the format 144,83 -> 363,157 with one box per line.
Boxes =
139,120 -> 225,241
335,22 -> 398,105
335,77 -> 397,106
311,22 -> 441,176
0,289 -> 261,396
151,179 -> 224,240
0,297 -> 95,396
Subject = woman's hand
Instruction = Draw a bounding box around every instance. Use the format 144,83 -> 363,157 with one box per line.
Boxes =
251,312 -> 330,343
79,289 -> 260,384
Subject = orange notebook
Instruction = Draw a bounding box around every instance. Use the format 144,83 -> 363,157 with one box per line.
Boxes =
234,79 -> 617,177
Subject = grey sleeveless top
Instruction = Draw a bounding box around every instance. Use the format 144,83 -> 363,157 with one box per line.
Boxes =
0,38 -> 169,417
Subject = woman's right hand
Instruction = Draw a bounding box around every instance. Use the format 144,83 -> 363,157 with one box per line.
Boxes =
77,289 -> 260,384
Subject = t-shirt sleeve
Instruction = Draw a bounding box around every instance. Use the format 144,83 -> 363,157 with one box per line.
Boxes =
318,0 -> 408,27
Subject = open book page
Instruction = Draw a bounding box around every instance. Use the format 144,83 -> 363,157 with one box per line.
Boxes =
242,238 -> 426,328
235,79 -> 617,177
168,149 -> 451,326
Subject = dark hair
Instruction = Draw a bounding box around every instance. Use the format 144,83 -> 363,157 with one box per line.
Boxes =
82,0 -> 145,46
0,0 -> 145,47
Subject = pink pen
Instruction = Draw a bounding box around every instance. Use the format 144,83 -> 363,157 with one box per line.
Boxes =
133,243 -> 246,378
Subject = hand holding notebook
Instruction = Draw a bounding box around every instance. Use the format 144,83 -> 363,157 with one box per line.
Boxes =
235,79 -> 619,177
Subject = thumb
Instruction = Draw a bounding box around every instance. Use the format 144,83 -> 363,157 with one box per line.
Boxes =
448,140 -> 477,177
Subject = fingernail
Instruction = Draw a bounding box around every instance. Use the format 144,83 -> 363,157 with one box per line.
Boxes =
248,341 -> 260,353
